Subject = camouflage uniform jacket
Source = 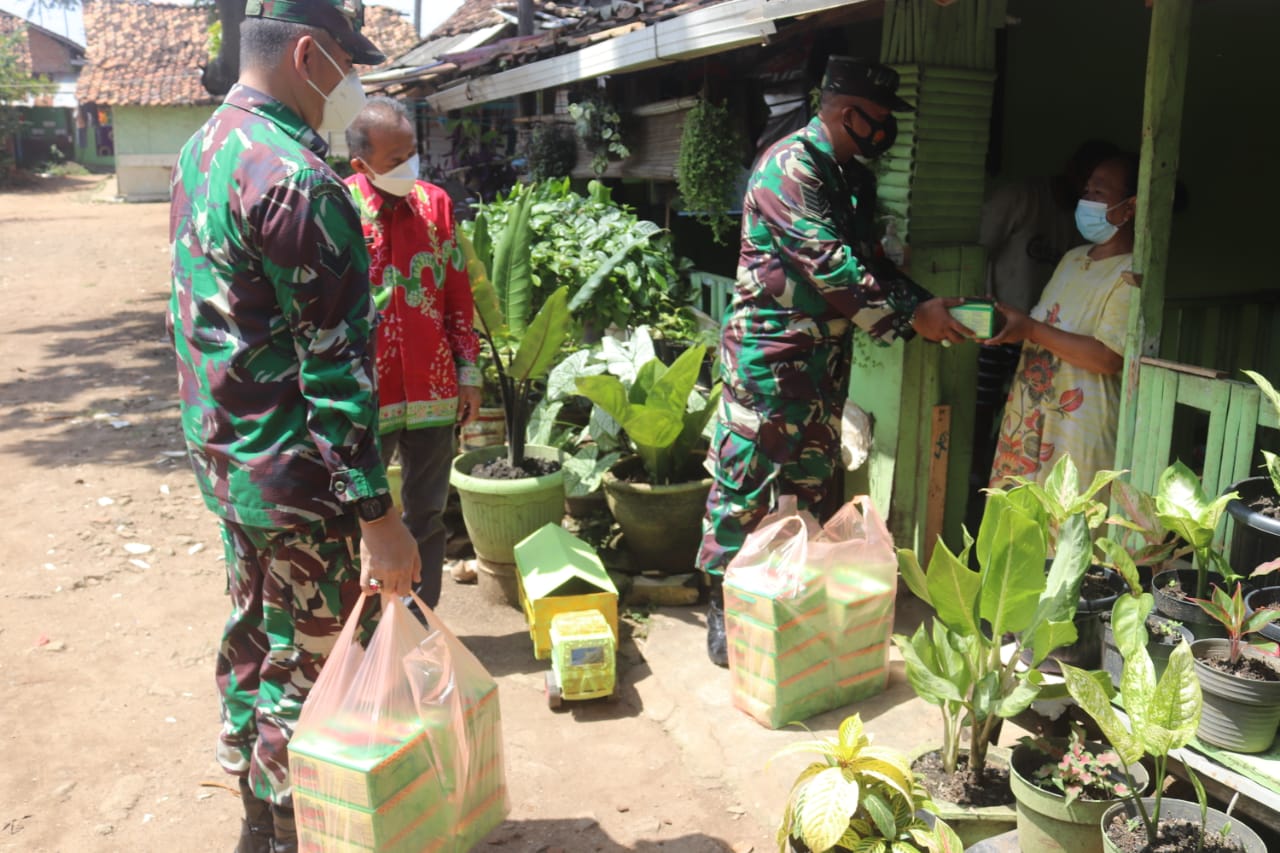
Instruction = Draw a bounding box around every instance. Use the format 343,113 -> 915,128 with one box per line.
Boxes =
168,84 -> 388,530
721,117 -> 931,403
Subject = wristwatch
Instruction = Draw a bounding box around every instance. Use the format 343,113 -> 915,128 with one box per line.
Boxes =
355,493 -> 393,522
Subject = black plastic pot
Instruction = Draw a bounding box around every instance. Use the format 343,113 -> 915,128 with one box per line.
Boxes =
1151,569 -> 1226,639
1101,616 -> 1194,688
1226,476 -> 1280,576
1244,585 -> 1280,644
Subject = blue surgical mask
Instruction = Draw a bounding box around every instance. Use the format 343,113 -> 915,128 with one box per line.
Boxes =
1075,199 -> 1123,244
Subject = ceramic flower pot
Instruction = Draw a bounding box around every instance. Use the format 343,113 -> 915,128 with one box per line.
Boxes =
451,444 -> 565,565
1190,637 -> 1280,753
1099,797 -> 1265,853
1010,740 -> 1149,853
602,453 -> 711,575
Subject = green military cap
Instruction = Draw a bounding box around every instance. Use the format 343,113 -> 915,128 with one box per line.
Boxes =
244,0 -> 385,65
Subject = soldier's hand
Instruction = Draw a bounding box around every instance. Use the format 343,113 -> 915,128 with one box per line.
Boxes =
911,297 -> 973,345
358,515 -> 421,597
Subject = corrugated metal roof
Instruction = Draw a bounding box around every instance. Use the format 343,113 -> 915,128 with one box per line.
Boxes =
393,23 -> 506,68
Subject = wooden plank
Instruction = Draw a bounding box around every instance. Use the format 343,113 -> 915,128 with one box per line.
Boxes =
1173,372 -> 1223,411
924,405 -> 951,567
1199,380 -> 1232,499
1152,367 -> 1179,474
1114,0 -> 1194,499
1138,356 -> 1228,380
1128,363 -> 1162,494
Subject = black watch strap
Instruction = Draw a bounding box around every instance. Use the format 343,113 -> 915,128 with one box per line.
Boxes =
356,493 -> 393,522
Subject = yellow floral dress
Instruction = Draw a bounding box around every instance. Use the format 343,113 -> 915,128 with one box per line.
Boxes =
990,245 -> 1134,489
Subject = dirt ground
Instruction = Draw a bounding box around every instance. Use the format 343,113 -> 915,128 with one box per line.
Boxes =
0,176 -> 768,853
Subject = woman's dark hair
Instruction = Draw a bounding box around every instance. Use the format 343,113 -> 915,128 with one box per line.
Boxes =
1097,151 -> 1189,212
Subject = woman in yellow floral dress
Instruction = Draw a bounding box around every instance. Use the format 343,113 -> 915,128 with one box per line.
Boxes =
988,153 -> 1138,488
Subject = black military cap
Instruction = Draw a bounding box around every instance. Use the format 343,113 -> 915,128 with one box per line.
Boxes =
821,56 -> 915,112
244,0 -> 385,65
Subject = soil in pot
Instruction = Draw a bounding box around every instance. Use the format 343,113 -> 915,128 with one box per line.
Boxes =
1196,647 -> 1280,681
470,456 -> 561,479
1153,570 -> 1226,639
1103,816 -> 1248,853
912,751 -> 1013,808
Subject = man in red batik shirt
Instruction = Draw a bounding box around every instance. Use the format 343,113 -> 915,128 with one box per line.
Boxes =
345,96 -> 481,610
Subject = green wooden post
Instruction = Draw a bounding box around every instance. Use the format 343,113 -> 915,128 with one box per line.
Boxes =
1114,0 -> 1195,483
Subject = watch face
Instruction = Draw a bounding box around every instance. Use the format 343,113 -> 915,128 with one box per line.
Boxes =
358,494 -> 390,521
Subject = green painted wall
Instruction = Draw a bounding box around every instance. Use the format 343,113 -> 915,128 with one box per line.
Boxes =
1000,0 -> 1280,300
112,105 -> 212,156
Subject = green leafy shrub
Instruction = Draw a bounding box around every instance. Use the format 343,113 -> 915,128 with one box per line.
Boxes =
677,96 -> 745,244
459,179 -> 685,336
567,96 -> 629,176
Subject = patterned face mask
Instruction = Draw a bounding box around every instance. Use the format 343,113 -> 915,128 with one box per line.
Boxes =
306,41 -> 366,134
844,106 -> 897,160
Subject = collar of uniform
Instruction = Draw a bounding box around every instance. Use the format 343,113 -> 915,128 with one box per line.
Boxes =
347,172 -> 411,221
801,115 -> 838,160
223,84 -> 329,159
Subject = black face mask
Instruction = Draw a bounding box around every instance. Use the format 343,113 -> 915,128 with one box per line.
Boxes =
844,106 -> 898,160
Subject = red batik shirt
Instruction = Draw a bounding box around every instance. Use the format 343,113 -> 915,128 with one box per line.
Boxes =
345,175 -> 480,433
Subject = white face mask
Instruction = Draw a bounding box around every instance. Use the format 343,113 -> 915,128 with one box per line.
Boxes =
368,154 -> 419,197
306,41 -> 366,134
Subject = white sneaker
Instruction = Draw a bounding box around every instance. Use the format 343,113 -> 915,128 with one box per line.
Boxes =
449,559 -> 478,584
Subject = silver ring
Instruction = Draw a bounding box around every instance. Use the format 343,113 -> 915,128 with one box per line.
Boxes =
368,578 -> 382,589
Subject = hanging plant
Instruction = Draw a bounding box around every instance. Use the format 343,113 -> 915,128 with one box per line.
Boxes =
677,96 -> 744,244
567,97 -> 629,176
523,122 -> 578,181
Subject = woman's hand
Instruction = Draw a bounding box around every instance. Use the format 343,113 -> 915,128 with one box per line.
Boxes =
985,302 -> 1035,346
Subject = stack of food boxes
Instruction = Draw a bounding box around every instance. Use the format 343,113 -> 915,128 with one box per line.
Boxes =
726,555 -> 895,729
290,680 -> 507,852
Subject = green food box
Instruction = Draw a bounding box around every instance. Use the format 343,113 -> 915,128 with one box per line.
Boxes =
948,301 -> 997,338
294,770 -> 448,850
289,715 -> 431,810
297,792 -> 451,853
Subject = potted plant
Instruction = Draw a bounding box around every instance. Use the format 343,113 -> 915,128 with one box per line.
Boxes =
1225,370 -> 1280,576
1152,461 -> 1241,635
568,96 -> 629,177
894,456 -> 1097,846
1061,611 -> 1266,852
1010,724 -> 1149,853
1189,582 -> 1280,753
773,713 -> 964,853
1001,458 -> 1125,669
575,343 -> 719,575
452,188 -> 572,595
1096,538 -> 1195,688
676,94 -> 745,245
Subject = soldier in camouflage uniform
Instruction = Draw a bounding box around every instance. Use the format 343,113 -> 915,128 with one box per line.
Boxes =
168,2 -> 420,850
699,57 -> 972,667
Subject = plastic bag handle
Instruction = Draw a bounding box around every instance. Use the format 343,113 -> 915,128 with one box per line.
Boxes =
405,591 -> 473,798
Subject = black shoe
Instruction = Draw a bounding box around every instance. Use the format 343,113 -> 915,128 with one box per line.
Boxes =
270,804 -> 296,853
706,576 -> 728,668
233,776 -> 273,853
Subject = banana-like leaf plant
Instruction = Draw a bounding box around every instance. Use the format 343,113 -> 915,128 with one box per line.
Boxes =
458,188 -> 571,469
575,344 -> 719,485
895,455 -> 1096,783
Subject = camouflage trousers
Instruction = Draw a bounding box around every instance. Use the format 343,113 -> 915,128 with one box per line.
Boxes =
697,389 -> 841,577
216,517 -> 366,805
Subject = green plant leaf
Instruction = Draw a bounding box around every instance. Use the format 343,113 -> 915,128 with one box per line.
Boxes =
576,374 -> 630,424
457,227 -> 504,340
996,671 -> 1043,718
1244,370 -> 1280,420
893,628 -> 962,706
509,286 -> 571,382
1024,511 -> 1087,662
928,817 -> 966,853
925,543 -> 981,638
862,790 -> 896,840
568,220 -> 664,312
1061,662 -> 1144,766
1111,593 -> 1154,660
1155,461 -> 1219,550
489,187 -> 535,336
1147,641 -> 1201,751
1098,536 -> 1143,596
897,549 -> 932,606
799,767 -> 859,852
978,493 -> 1046,636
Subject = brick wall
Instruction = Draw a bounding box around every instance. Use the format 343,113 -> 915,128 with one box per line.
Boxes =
27,29 -> 74,75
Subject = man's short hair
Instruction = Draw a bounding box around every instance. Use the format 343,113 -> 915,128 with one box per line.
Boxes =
240,17 -> 320,72
346,96 -> 414,162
